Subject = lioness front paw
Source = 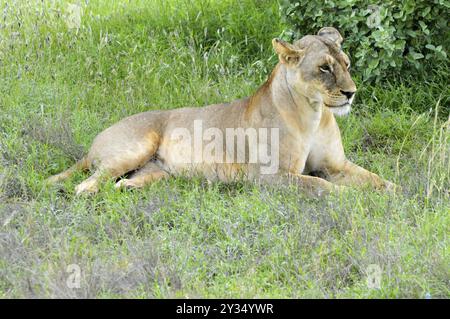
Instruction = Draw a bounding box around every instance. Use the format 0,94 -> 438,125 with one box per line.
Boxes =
315,180 -> 345,197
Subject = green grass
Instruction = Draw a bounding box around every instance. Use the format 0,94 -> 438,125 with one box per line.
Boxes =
0,0 -> 448,298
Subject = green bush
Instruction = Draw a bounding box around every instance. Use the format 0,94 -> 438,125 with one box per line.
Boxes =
280,0 -> 449,82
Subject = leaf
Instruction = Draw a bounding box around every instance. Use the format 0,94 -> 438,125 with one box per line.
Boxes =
406,30 -> 417,37
421,7 -> 431,17
419,21 -> 428,31
368,58 -> 379,69
393,11 -> 403,19
437,50 -> 447,59
410,52 -> 424,60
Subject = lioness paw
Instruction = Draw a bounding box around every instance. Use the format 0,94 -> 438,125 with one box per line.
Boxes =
75,180 -> 99,195
115,179 -> 140,189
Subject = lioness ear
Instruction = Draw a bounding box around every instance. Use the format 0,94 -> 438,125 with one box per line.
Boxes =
272,38 -> 304,65
317,27 -> 343,47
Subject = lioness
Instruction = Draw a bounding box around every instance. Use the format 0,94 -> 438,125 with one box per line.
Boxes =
48,27 -> 396,195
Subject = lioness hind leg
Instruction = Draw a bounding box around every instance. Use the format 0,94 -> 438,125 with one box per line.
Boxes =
74,160 -> 164,195
74,131 -> 162,195
46,157 -> 89,184
115,161 -> 169,189
75,170 -> 103,195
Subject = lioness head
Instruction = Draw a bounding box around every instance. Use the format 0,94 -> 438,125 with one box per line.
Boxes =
272,27 -> 356,116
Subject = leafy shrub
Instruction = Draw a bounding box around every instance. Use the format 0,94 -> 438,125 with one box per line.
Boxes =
280,0 -> 449,82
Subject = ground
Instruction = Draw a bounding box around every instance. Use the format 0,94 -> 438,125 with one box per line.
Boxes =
0,0 -> 448,298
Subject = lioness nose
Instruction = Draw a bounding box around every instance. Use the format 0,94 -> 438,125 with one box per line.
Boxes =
341,90 -> 355,99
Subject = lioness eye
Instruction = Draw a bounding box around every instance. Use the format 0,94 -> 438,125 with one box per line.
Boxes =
319,65 -> 331,73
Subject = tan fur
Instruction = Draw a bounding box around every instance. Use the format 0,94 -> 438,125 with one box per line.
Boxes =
48,27 -> 398,195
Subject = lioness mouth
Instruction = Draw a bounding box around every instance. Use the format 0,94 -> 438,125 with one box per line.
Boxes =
325,103 -> 351,116
325,102 -> 349,108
